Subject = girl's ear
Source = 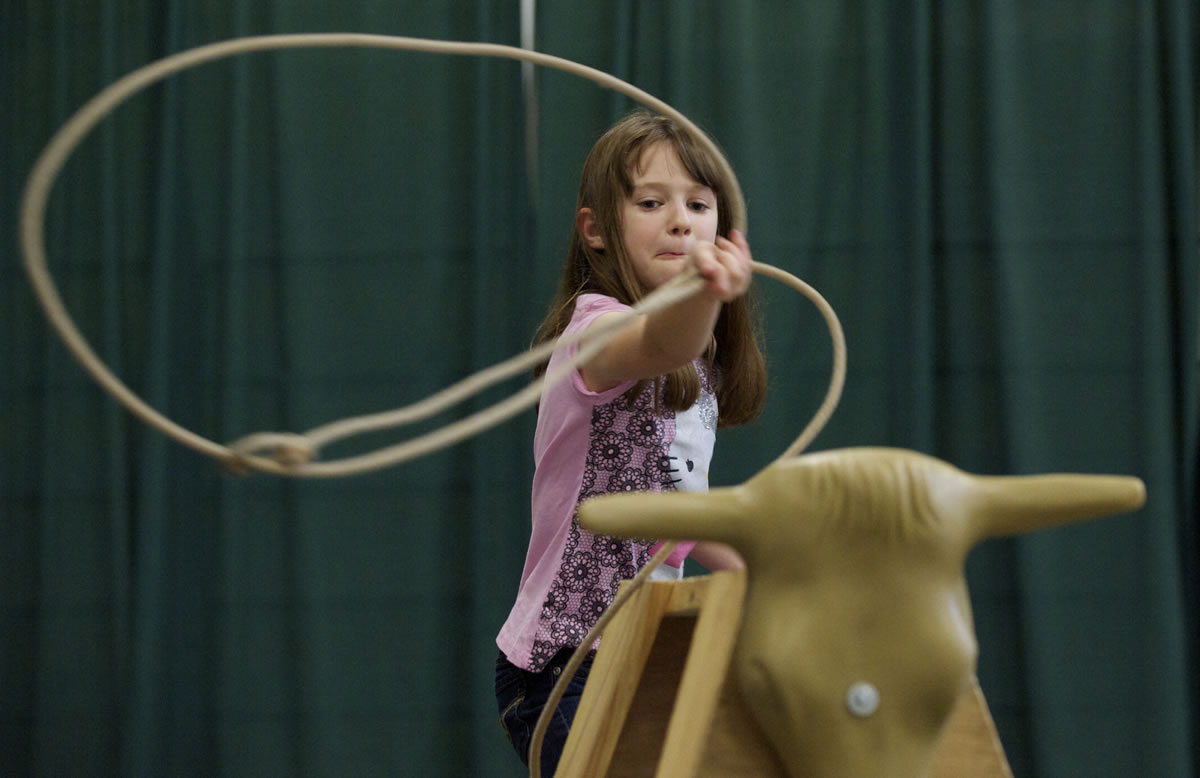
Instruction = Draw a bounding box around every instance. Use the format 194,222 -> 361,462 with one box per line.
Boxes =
577,208 -> 605,249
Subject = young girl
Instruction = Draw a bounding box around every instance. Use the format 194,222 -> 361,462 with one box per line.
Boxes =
494,111 -> 767,776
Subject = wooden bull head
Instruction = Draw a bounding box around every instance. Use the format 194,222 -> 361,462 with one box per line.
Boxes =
577,447 -> 1146,778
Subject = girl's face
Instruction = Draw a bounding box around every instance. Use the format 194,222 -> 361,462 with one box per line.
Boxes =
616,142 -> 720,291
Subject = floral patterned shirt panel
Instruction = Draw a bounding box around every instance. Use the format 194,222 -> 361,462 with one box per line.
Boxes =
526,366 -> 717,672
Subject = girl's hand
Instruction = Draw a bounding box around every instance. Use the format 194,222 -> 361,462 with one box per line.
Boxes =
689,229 -> 753,302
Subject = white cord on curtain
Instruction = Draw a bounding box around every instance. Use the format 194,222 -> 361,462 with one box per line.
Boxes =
520,0 -> 538,204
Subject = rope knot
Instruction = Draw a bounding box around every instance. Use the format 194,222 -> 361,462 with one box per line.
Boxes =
224,432 -> 317,475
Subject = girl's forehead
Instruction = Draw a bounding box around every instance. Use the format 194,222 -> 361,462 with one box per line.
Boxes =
629,142 -> 709,189
631,141 -> 680,173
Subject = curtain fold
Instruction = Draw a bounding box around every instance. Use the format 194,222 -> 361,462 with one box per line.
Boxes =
2,2 -> 1196,776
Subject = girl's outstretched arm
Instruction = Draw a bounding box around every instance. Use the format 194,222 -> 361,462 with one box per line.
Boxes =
580,230 -> 753,392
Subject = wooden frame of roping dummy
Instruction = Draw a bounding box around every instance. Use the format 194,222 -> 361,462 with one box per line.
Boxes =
558,570 -> 1013,778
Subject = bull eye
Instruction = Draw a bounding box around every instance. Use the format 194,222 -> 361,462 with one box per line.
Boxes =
846,682 -> 880,717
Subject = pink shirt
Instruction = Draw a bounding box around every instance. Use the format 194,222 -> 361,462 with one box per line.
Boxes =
496,294 -> 717,671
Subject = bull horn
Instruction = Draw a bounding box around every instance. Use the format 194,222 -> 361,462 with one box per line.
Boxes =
967,473 -> 1146,544
577,486 -> 751,549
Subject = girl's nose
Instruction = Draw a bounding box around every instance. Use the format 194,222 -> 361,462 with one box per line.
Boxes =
669,202 -> 692,235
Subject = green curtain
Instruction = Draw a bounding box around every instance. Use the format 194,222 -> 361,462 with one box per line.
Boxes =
2,2 -> 1195,776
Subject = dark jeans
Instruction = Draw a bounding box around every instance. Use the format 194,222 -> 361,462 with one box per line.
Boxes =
495,648 -> 595,778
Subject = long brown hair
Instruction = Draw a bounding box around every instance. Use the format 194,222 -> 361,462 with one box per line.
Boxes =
534,112 -> 766,427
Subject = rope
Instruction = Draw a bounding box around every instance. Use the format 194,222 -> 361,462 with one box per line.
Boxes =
20,33 -> 843,479
17,34 -> 848,777
19,32 -> 759,476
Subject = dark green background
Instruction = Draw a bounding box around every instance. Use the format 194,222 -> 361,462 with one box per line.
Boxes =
3,2 -> 1196,776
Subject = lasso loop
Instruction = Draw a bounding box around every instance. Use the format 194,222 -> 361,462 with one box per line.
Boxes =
18,35 -> 848,778
20,33 -> 844,479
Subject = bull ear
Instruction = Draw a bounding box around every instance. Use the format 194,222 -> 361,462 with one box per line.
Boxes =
577,486 -> 752,550
966,473 -> 1146,544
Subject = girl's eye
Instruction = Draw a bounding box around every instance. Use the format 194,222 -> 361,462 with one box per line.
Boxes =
637,199 -> 661,209
689,201 -> 711,212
